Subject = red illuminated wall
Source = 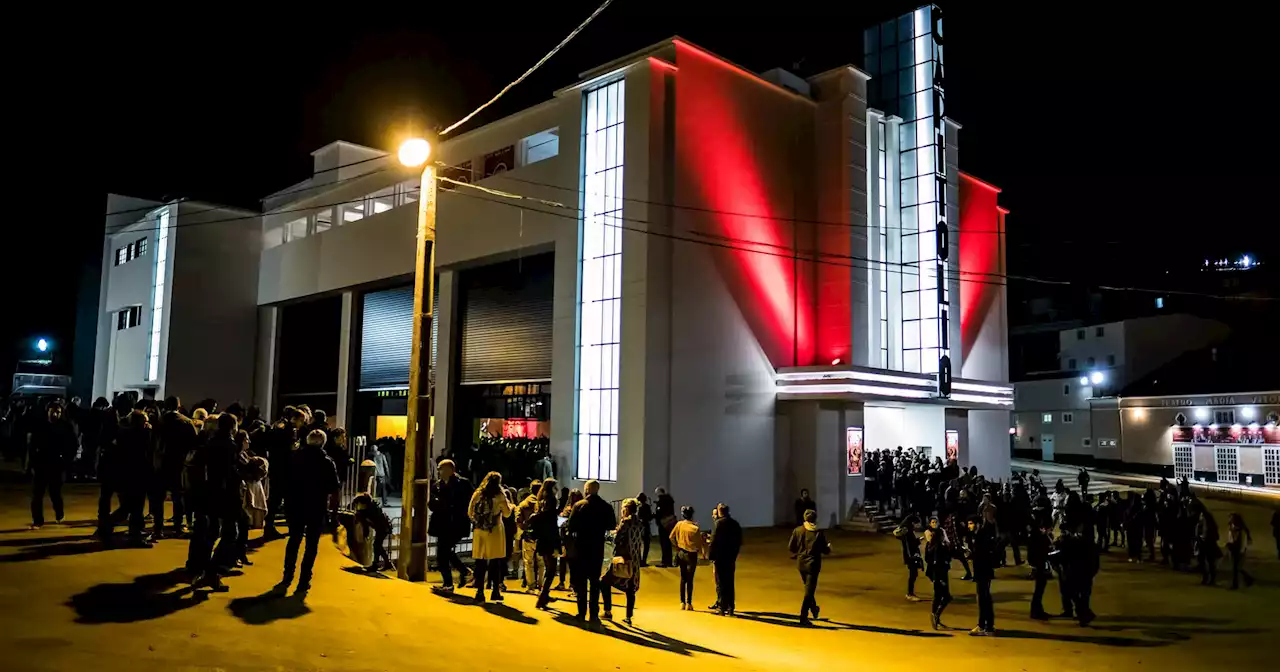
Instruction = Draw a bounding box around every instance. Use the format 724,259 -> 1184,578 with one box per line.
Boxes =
957,172 -> 1005,364
671,41 -> 823,368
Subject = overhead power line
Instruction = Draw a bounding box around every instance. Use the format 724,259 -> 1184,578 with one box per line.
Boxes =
438,0 -> 616,137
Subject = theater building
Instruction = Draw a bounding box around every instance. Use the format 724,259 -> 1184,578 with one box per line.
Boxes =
93,5 -> 1013,527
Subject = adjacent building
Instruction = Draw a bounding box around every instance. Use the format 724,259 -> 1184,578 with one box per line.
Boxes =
85,5 -> 1015,525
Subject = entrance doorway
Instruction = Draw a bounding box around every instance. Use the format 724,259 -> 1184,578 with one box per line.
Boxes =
1041,434 -> 1055,462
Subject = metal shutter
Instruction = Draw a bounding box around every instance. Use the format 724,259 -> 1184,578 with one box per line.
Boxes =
459,255 -> 553,384
358,283 -> 439,391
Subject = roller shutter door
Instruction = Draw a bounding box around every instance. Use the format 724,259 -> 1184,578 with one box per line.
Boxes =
359,283 -> 438,390
459,255 -> 553,384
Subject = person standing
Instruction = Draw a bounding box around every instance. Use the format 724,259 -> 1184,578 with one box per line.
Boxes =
966,516 -> 999,635
277,429 -> 340,596
156,397 -> 198,538
1195,504 -> 1222,586
636,492 -> 653,567
467,471 -> 513,604
557,489 -> 583,592
116,410 -> 155,548
1027,520 -> 1054,620
670,506 -> 705,610
654,486 -> 676,568
794,489 -> 816,527
1077,468 -> 1090,495
709,503 -> 743,616
923,516 -> 953,630
1225,512 -> 1254,589
1271,509 -> 1279,560
892,514 -> 924,601
262,407 -> 302,540
789,509 -> 831,625
26,400 -> 75,529
427,459 -> 474,592
531,479 -> 562,609
517,481 -> 545,593
569,479 -> 616,623
601,498 -> 645,624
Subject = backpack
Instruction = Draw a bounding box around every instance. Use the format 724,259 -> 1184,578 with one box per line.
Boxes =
472,494 -> 498,532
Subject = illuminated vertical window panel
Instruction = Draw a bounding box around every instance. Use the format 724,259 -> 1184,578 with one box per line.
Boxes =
146,209 -> 170,381
576,79 -> 624,482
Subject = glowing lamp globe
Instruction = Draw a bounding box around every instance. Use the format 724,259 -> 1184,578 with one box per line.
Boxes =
398,138 -> 432,168
36,338 -> 49,352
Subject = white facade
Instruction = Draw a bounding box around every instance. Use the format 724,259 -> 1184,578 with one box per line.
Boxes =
92,198 -> 260,406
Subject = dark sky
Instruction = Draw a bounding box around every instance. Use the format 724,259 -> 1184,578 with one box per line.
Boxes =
6,2 -> 1277,380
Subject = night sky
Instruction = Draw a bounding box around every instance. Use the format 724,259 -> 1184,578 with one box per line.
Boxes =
6,2 -> 1277,381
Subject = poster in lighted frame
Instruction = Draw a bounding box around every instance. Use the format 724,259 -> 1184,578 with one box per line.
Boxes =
945,430 -> 959,464
846,427 -> 864,475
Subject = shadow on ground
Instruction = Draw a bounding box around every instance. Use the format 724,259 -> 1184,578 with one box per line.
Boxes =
0,538 -> 110,564
734,611 -> 949,638
341,565 -> 392,580
67,568 -> 206,624
552,611 -> 734,656
228,589 -> 312,625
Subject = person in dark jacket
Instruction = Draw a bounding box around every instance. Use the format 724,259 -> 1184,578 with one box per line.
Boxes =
531,479 -> 562,609
569,479 -> 617,623
966,516 -> 999,635
352,492 -> 395,572
654,486 -> 676,567
1027,520 -> 1054,620
26,400 -> 76,529
709,503 -> 743,616
277,429 -> 340,596
262,408 -> 302,539
794,489 -> 816,527
788,508 -> 831,625
636,492 -> 654,567
116,410 -> 155,548
923,516 -> 953,630
427,459 -> 474,592
892,514 -> 924,601
155,397 -> 198,538
186,414 -> 242,589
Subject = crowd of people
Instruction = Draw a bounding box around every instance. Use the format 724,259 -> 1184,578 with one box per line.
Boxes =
867,446 -> 1269,635
18,394 -> 363,597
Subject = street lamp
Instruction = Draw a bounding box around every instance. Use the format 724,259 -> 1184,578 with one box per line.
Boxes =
397,136 -> 438,581
36,338 -> 49,353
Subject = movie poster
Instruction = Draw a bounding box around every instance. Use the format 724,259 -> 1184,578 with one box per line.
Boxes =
946,430 -> 959,464
846,427 -> 864,475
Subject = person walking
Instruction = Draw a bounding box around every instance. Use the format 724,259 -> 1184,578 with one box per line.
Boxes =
709,503 -> 743,616
966,516 -> 999,635
531,479 -> 562,609
789,508 -> 831,625
467,471 -> 513,604
276,429 -> 340,596
1225,512 -> 1254,589
601,498 -> 645,624
1077,468 -> 1090,495
26,400 -> 75,529
569,479 -> 616,623
892,514 -> 924,601
794,489 -> 816,527
654,486 -> 676,568
427,459 -> 473,592
670,506 -> 705,611
923,516 -> 953,630
1195,504 -> 1222,586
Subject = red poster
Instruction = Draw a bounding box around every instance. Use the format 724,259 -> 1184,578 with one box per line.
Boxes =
946,430 -> 959,464
846,427 -> 864,475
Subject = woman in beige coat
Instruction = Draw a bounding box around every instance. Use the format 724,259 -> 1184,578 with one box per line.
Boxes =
468,471 -> 513,604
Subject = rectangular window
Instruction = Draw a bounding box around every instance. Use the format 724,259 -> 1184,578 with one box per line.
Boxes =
396,179 -> 422,205
341,203 -> 364,223
576,80 -> 624,483
1214,410 -> 1235,425
285,217 -> 308,240
1063,384 -> 1070,395
312,208 -> 333,234
1095,326 -> 1105,337
370,187 -> 395,215
116,306 -> 141,330
1042,413 -> 1053,424
1068,358 -> 1077,370
1106,354 -> 1115,366
115,247 -> 126,266
146,210 -> 170,381
1062,412 -> 1074,424
135,237 -> 148,258
520,127 -> 560,166
1087,356 -> 1096,367
263,226 -> 285,249
1076,329 -> 1085,340
1155,297 -> 1165,309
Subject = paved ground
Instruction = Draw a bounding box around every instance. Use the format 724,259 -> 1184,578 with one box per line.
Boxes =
1,477 -> 1276,672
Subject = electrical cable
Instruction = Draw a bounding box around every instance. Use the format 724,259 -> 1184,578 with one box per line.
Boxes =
439,0 -> 616,137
